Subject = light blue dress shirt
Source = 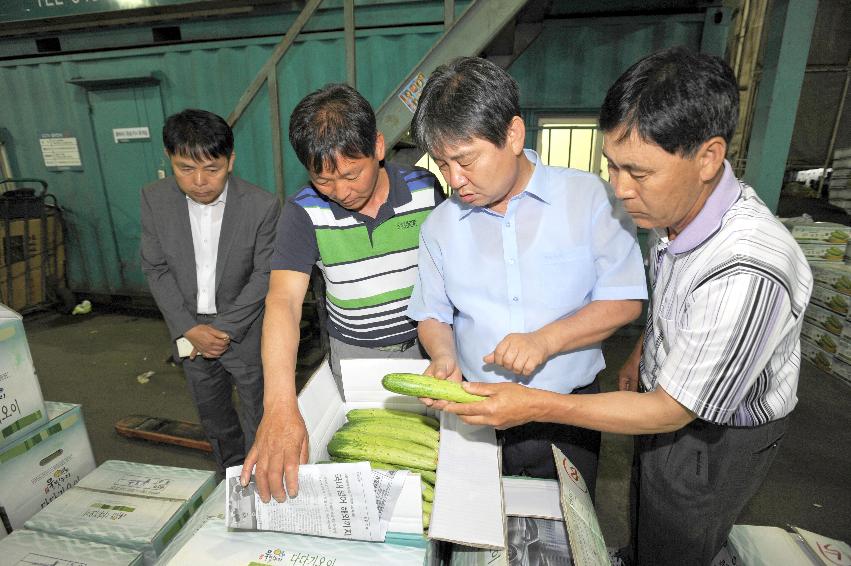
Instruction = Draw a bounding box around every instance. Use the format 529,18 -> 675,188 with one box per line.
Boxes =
407,149 -> 648,393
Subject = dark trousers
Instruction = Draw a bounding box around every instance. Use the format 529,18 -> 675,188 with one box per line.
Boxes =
182,350 -> 264,473
629,416 -> 789,566
497,378 -> 601,502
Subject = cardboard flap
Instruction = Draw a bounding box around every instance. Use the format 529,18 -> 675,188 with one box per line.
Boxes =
503,477 -> 561,519
553,445 -> 609,565
428,412 -> 504,549
340,358 -> 431,411
298,360 -> 346,463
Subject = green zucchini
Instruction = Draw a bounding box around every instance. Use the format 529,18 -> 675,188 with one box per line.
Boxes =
346,408 -> 440,430
421,481 -> 434,503
328,433 -> 437,471
382,373 -> 485,403
422,500 -> 433,529
339,420 -> 439,451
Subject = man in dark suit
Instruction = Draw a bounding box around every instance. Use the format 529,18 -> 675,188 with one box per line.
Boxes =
140,109 -> 280,473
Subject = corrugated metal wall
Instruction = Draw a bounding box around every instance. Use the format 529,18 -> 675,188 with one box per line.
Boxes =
0,8 -> 717,298
0,27 -> 442,296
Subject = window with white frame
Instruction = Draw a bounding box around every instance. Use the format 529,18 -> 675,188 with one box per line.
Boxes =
536,117 -> 609,181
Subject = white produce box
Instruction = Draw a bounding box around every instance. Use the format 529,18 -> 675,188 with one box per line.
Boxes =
0,303 -> 47,448
0,401 -> 95,539
0,528 -> 144,565
25,460 -> 216,565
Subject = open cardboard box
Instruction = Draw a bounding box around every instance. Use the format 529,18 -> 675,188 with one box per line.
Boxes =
301,357 -> 611,565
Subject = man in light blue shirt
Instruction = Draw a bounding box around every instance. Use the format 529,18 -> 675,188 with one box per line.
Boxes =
407,56 -> 647,491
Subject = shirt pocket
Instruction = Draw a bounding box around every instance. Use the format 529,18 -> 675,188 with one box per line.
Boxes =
527,246 -> 595,310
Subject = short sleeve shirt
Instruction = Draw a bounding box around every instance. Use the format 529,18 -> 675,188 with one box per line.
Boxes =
640,161 -> 814,426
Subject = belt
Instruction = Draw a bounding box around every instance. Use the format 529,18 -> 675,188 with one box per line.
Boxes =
375,338 -> 417,352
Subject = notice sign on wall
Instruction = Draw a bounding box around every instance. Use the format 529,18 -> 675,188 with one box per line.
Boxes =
113,126 -> 150,143
39,132 -> 83,171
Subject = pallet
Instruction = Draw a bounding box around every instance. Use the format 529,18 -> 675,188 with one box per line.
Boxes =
115,414 -> 212,453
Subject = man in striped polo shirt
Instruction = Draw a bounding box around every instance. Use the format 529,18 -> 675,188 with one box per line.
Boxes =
241,83 -> 444,503
444,48 -> 813,565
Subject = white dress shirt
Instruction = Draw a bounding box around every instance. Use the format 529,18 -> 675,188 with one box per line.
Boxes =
187,182 -> 228,314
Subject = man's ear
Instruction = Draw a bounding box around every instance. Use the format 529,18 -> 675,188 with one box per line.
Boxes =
697,136 -> 727,182
227,152 -> 236,173
375,132 -> 386,162
506,116 -> 526,156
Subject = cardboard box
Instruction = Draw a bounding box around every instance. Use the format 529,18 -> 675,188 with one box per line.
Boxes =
798,243 -> 846,263
810,284 -> 851,316
0,304 -> 46,448
0,401 -> 96,540
801,321 -> 839,354
0,215 -> 65,311
810,263 -> 851,296
158,480 -> 433,566
801,338 -> 835,374
804,303 -> 845,335
790,222 -> 851,244
25,460 -> 216,565
0,528 -> 143,565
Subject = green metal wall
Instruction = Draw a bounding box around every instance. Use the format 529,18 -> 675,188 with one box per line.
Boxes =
0,8 -> 724,298
0,26 -> 442,296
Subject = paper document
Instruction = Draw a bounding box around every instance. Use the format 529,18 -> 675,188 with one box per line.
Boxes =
225,462 -> 407,542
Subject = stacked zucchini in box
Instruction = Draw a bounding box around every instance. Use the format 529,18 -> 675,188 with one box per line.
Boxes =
327,408 -> 439,529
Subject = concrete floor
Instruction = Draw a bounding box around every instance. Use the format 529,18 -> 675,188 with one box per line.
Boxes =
21,308 -> 851,548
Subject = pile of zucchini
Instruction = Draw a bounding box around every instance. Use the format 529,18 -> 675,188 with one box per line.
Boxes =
327,408 -> 439,529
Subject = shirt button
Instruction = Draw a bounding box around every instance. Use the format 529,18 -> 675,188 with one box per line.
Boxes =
505,222 -> 511,228
508,258 -> 515,264
512,296 -> 518,302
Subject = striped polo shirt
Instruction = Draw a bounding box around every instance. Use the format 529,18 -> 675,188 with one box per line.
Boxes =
272,163 -> 443,347
640,161 -> 813,426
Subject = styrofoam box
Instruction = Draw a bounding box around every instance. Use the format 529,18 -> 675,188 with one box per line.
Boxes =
836,334 -> 851,365
710,525 -> 851,566
830,356 -> 851,386
801,338 -> 835,374
0,528 -> 144,565
800,321 -> 839,355
799,242 -> 846,263
25,460 -> 216,565
810,284 -> 850,316
804,303 -> 845,336
0,401 -> 95,540
790,222 -> 851,243
809,262 -> 851,296
0,303 -> 47,448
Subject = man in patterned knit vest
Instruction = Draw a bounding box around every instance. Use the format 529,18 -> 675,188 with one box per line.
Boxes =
241,83 -> 444,502
441,48 -> 813,565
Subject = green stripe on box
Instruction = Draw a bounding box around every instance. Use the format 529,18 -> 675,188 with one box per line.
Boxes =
1,409 -> 44,440
0,412 -> 78,464
326,285 -> 413,309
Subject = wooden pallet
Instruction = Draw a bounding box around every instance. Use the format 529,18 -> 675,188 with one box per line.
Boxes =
115,414 -> 212,453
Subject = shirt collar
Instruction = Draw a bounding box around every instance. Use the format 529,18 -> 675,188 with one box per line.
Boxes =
667,160 -> 741,254
328,164 -> 408,221
458,148 -> 546,220
186,179 -> 229,207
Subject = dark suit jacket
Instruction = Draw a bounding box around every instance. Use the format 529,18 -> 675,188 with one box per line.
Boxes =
140,175 -> 280,363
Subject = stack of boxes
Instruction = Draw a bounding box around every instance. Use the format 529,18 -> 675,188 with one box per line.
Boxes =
0,301 -> 216,564
827,147 -> 851,214
0,303 -> 97,537
792,224 -> 851,386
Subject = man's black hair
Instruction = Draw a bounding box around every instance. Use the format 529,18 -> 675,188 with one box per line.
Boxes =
289,83 -> 377,175
411,57 -> 520,156
163,108 -> 234,161
599,46 -> 739,157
